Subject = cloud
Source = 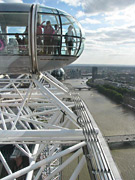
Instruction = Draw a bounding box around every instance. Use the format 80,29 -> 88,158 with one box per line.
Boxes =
60,0 -> 135,14
82,0 -> 135,14
85,26 -> 135,44
33,0 -> 46,5
105,5 -> 135,26
104,28 -> 135,41
80,17 -> 101,24
83,24 -> 135,65
58,0 -> 135,65
76,11 -> 85,18
59,0 -> 82,7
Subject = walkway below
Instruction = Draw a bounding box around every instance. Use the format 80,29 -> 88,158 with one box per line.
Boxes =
74,86 -> 91,90
105,134 -> 135,149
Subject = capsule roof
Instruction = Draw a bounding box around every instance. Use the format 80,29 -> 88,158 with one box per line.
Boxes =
0,3 -> 31,12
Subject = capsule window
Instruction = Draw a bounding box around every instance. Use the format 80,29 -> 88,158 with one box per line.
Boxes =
36,10 -> 84,57
38,6 -> 58,14
0,12 -> 29,56
77,39 -> 84,57
37,13 -> 61,56
61,16 -> 77,56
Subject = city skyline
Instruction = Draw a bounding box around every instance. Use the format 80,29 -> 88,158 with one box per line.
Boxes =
1,0 -> 135,66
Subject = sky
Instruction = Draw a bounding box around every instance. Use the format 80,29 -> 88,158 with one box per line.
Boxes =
1,0 -> 135,66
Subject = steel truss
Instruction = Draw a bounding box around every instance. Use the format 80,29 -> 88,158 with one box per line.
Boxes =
0,72 -> 86,180
0,72 -> 122,180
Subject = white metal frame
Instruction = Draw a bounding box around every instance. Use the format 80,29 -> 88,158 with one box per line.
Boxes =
0,72 -> 122,180
0,72 -> 86,180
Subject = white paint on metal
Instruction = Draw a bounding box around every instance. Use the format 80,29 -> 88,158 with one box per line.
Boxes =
69,155 -> 86,180
0,73 -> 86,180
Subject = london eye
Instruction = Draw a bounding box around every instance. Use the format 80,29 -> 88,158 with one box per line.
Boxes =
0,3 -> 121,180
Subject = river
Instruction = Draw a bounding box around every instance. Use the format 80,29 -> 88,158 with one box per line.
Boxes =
65,78 -> 135,180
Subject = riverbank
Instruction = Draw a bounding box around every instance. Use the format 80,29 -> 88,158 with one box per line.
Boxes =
65,78 -> 135,179
87,80 -> 135,112
79,90 -> 135,179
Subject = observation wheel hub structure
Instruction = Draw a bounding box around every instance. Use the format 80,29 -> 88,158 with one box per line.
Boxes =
0,73 -> 122,180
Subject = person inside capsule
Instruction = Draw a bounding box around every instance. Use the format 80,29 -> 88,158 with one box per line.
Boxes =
53,24 -> 61,55
65,25 -> 74,55
37,20 -> 46,46
0,33 -> 5,52
15,33 -> 27,54
23,26 -> 28,44
44,21 -> 54,55
15,34 -> 23,45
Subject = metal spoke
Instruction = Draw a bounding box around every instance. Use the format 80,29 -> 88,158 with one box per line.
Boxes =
0,73 -> 122,180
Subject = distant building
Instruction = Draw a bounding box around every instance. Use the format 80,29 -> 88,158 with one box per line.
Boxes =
92,67 -> 98,82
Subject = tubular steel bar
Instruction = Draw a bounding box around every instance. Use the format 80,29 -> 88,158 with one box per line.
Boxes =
0,73 -> 86,180
0,73 -> 122,180
69,155 -> 86,180
2,142 -> 86,180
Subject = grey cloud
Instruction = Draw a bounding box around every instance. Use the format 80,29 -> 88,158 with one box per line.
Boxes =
128,25 -> 135,29
85,41 -> 95,45
85,31 -> 102,37
104,29 -> 135,41
118,41 -> 135,45
86,27 -> 135,44
108,53 -> 124,57
82,0 -> 135,14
